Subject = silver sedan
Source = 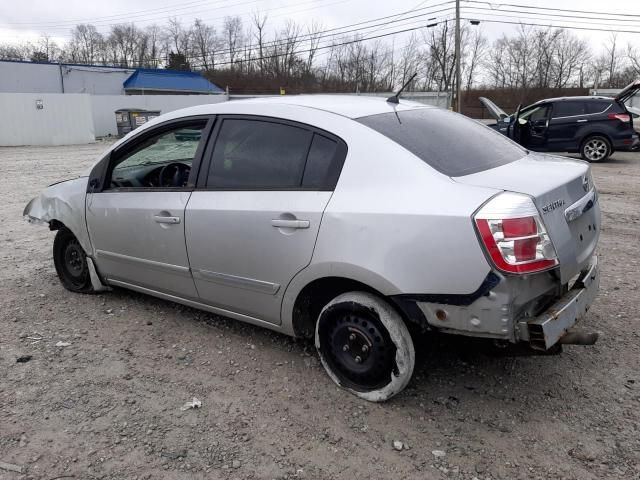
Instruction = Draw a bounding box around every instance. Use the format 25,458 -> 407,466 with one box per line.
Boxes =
24,95 -> 601,401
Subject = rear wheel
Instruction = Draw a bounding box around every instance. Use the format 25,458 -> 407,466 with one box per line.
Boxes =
581,135 -> 611,162
315,291 -> 415,402
53,228 -> 94,293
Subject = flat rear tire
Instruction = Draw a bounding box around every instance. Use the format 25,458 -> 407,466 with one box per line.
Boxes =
315,291 -> 415,402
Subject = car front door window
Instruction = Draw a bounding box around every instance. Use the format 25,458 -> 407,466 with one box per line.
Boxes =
109,123 -> 206,189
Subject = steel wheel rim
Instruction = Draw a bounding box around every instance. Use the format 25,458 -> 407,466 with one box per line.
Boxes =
584,139 -> 607,161
320,309 -> 397,391
63,239 -> 88,284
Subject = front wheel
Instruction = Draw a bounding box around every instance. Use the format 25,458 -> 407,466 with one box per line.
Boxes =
581,135 -> 611,162
53,228 -> 94,293
315,291 -> 415,402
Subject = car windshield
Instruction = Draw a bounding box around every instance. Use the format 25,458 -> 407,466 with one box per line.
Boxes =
357,108 -> 527,177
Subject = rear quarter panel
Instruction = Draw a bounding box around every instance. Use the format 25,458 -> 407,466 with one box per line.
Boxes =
282,123 -> 501,331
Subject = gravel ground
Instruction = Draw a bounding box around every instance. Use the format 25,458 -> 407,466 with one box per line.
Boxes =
1,141 -> 639,480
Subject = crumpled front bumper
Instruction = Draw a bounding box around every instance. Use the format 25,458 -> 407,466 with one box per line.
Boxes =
518,256 -> 599,350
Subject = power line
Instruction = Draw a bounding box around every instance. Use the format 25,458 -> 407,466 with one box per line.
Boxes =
198,16 -> 449,67
176,2 -> 455,62
153,11 -> 452,67
463,6 -> 640,26
0,0 -> 219,26
43,12 -> 451,68
34,1 -> 453,62
0,0 -> 314,32
461,16 -> 640,35
463,1 -> 640,20
1,0 -> 272,28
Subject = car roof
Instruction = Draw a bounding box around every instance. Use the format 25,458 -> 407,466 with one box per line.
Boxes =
109,95 -> 434,153
172,94 -> 432,120
533,96 -> 613,104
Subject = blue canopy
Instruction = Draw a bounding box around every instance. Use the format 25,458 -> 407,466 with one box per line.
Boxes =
123,69 -> 224,94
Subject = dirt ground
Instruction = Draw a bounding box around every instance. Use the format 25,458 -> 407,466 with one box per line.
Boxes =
1,141 -> 639,480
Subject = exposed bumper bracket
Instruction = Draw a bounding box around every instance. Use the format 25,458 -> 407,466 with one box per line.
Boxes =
522,257 -> 599,350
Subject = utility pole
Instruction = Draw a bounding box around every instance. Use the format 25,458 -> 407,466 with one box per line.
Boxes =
454,0 -> 461,113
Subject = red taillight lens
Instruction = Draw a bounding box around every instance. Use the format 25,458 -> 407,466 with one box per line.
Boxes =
502,217 -> 536,237
474,193 -> 558,274
608,113 -> 631,122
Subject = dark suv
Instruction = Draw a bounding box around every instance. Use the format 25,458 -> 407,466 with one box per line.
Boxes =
481,80 -> 640,162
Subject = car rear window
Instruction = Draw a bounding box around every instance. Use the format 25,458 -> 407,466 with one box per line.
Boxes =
357,108 -> 527,177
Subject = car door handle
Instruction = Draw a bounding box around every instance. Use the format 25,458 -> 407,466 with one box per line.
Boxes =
271,219 -> 310,229
154,215 -> 181,224
577,119 -> 588,123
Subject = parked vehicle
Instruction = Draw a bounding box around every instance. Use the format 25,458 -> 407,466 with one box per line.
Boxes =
481,80 -> 640,162
24,95 -> 601,402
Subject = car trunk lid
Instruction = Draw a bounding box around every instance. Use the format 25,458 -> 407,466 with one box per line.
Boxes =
454,153 -> 600,284
614,79 -> 640,104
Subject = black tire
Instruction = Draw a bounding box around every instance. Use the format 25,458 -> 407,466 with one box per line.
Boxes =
315,291 -> 415,402
53,228 -> 94,293
580,135 -> 611,162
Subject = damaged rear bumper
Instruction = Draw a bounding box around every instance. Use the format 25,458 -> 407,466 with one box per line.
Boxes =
403,256 -> 599,350
518,256 -> 599,350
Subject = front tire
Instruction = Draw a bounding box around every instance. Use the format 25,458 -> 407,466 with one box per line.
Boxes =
53,228 -> 94,293
580,135 -> 611,162
315,291 -> 415,402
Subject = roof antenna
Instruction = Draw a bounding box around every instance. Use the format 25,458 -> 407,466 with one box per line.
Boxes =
387,73 -> 417,104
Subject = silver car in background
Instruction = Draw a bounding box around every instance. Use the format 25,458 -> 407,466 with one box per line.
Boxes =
24,96 -> 600,401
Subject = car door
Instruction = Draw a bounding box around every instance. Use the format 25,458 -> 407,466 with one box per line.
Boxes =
86,116 -> 213,298
523,103 -> 551,150
185,116 -> 347,324
546,101 -> 587,151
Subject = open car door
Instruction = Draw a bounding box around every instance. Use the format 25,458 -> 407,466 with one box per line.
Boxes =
508,103 -> 523,144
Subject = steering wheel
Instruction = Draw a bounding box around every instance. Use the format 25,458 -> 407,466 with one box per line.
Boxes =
158,162 -> 190,187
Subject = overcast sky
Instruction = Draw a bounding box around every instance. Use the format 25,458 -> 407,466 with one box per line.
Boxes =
0,0 -> 638,54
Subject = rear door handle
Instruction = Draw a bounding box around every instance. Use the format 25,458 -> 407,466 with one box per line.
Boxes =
271,219 -> 310,229
154,215 -> 181,224
577,119 -> 588,123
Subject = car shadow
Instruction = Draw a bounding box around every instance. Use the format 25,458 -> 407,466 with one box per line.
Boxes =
108,286 -> 571,404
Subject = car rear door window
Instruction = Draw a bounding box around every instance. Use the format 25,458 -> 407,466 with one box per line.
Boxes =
552,101 -> 586,118
584,101 -> 611,114
302,134 -> 339,188
357,108 -> 526,177
207,119 -> 313,188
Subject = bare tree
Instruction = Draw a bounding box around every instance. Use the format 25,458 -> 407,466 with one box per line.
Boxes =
223,16 -> 243,68
464,29 -> 487,90
69,24 -> 102,64
551,30 -> 590,88
251,12 -> 268,73
305,20 -> 322,74
604,33 -> 619,87
192,18 -> 217,70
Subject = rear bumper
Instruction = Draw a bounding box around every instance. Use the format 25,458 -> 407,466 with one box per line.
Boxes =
518,256 -> 599,350
409,256 -> 599,348
613,134 -> 639,151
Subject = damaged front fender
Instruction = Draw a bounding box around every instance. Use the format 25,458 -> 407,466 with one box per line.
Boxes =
23,176 -> 93,256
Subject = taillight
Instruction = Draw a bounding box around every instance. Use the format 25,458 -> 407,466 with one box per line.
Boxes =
608,113 -> 631,122
474,192 -> 558,274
